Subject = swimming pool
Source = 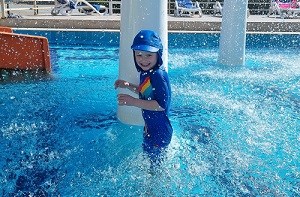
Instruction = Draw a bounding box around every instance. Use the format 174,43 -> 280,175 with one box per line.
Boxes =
1,30 -> 299,196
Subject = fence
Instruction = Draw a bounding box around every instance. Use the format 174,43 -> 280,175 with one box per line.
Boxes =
1,0 -> 54,18
194,0 -> 271,15
99,0 -> 272,15
201,0 -> 270,15
95,0 -> 272,15
1,0 -> 272,18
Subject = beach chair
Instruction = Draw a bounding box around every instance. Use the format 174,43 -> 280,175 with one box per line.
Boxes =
267,0 -> 300,18
51,0 -> 108,16
174,0 -> 202,17
213,1 -> 250,17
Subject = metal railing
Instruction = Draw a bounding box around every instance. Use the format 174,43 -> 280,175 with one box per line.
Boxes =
167,0 -> 272,15
1,0 -> 272,19
1,0 -> 54,18
105,0 -> 272,15
0,0 -> 121,18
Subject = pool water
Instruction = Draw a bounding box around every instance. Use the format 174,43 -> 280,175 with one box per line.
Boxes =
0,31 -> 299,196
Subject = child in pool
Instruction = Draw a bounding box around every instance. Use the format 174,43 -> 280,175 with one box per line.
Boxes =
114,30 -> 173,165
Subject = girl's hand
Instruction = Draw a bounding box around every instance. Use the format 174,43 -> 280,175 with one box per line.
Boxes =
114,79 -> 130,89
117,94 -> 136,106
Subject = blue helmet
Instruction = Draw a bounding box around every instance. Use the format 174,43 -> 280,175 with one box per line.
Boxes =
131,30 -> 163,72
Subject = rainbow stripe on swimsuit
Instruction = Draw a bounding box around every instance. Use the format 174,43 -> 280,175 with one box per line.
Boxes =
138,76 -> 152,98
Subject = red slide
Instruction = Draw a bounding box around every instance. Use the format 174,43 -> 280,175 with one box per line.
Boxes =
0,26 -> 51,73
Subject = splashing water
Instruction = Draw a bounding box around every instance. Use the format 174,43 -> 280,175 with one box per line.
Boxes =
0,31 -> 299,196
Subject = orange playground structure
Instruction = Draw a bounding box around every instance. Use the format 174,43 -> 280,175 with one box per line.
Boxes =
0,26 -> 51,73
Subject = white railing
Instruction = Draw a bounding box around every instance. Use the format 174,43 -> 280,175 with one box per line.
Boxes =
0,0 -> 121,18
1,0 -> 272,19
1,0 -> 54,18
1,0 -> 5,18
108,0 -> 120,15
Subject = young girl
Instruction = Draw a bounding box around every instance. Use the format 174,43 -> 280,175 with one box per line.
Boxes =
114,30 -> 173,164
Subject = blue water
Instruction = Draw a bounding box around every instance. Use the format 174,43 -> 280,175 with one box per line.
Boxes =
1,30 -> 299,196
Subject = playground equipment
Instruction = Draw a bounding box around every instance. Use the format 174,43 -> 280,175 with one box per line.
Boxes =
0,26 -> 51,73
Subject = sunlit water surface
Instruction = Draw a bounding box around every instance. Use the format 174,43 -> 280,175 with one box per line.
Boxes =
0,31 -> 299,196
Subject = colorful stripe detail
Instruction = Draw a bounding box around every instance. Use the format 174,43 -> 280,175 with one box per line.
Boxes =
138,76 -> 152,98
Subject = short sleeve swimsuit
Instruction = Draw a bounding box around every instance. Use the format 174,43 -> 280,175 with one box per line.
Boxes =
138,68 -> 173,150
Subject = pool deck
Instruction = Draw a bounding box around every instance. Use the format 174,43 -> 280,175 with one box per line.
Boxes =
1,8 -> 300,33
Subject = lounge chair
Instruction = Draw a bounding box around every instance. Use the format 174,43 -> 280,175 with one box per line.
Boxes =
213,1 -> 250,17
51,0 -> 108,16
174,0 -> 202,17
267,0 -> 300,18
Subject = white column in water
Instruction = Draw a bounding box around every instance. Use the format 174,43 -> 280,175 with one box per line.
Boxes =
117,0 -> 168,125
218,0 -> 248,66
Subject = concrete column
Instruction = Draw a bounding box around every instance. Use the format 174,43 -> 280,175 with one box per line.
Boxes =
218,0 -> 248,66
117,0 -> 168,125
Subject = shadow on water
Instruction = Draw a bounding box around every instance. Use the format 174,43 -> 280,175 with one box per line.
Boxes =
0,69 -> 52,84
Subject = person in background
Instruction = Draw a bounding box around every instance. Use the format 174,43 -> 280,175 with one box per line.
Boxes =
114,29 -> 173,166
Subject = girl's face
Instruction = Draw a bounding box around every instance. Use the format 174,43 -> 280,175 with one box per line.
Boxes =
134,50 -> 158,71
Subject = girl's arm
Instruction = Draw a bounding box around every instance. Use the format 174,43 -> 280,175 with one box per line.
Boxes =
114,79 -> 139,94
117,94 -> 164,111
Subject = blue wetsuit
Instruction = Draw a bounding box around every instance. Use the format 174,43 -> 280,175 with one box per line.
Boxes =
138,67 -> 173,154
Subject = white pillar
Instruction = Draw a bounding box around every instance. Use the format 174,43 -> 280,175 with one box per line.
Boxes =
118,0 -> 168,126
1,0 -> 7,18
218,0 -> 248,66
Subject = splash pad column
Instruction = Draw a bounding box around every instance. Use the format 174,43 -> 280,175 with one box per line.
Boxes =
117,0 -> 168,125
218,0 -> 248,66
